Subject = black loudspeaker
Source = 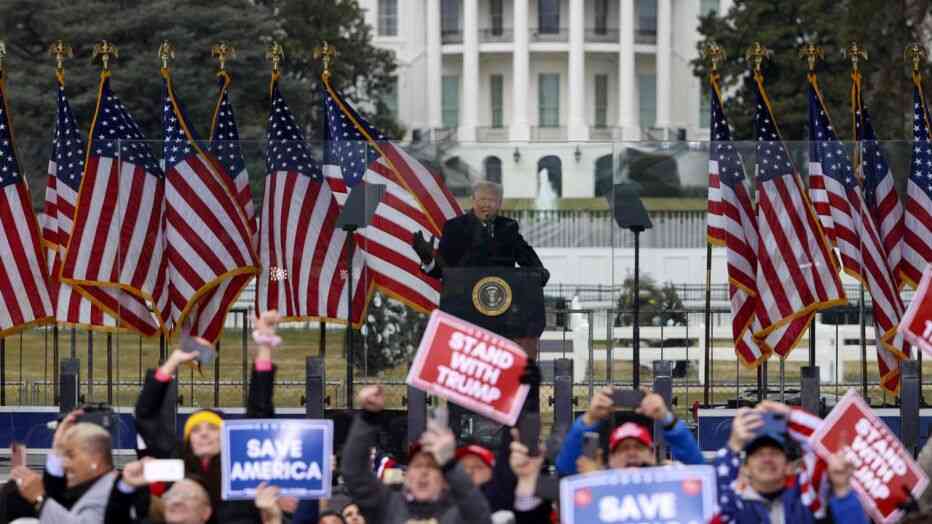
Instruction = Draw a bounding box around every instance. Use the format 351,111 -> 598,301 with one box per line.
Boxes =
901,361 -> 920,456
553,359 -> 574,435
611,184 -> 653,232
59,358 -> 80,413
306,357 -> 325,419
800,366 -> 821,416
406,386 -> 427,449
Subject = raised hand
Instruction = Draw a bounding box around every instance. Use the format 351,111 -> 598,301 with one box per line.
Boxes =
357,385 -> 385,413
412,231 -> 435,264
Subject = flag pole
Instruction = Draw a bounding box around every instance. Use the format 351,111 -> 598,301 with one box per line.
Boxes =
799,44 -> 825,370
702,42 -> 725,404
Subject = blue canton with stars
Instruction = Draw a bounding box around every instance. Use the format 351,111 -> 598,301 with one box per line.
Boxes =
161,81 -> 203,171
52,86 -> 86,192
265,82 -> 320,179
208,80 -> 246,178
90,77 -> 161,177
856,101 -> 892,210
807,85 -> 857,192
709,85 -> 747,191
0,82 -> 23,189
911,87 -> 932,198
753,83 -> 795,182
322,87 -> 387,187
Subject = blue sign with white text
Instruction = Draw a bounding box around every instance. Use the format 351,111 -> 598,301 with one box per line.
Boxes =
220,419 -> 333,500
560,466 -> 717,524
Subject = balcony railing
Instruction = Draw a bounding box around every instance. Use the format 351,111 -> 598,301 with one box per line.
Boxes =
500,209 -> 707,248
589,126 -> 620,141
635,28 -> 657,44
530,126 -> 567,141
479,28 -> 513,43
585,27 -> 620,43
442,29 -> 463,44
477,126 -> 509,142
530,27 -> 569,42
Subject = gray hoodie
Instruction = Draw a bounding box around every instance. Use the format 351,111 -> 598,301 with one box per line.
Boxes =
341,413 -> 492,524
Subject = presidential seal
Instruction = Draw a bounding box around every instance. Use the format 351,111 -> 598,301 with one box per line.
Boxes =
472,276 -> 512,317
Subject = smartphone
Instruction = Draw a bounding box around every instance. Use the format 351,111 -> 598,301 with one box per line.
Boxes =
518,413 -> 541,456
10,442 -> 26,468
753,412 -> 788,437
181,334 -> 217,369
143,459 -> 185,482
582,431 -> 600,459
611,389 -> 645,408
429,406 -> 448,428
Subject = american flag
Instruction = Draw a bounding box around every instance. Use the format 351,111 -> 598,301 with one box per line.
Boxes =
161,69 -> 258,342
59,72 -> 166,336
903,74 -> 932,288
707,75 -> 810,365
42,78 -> 117,330
751,73 -> 846,350
806,74 -> 907,393
321,79 -> 463,317
855,75 -> 906,291
256,76 -> 357,322
0,72 -> 53,335
209,71 -> 256,235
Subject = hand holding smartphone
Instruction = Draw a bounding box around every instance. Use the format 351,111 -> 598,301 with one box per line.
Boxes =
611,388 -> 645,409
181,334 -> 216,369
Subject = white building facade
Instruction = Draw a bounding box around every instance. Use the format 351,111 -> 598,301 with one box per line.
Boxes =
360,0 -> 731,198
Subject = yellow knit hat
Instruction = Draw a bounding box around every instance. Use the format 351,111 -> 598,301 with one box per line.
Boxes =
183,410 -> 223,441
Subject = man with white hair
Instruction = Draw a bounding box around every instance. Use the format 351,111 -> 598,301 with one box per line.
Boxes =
413,180 -> 549,291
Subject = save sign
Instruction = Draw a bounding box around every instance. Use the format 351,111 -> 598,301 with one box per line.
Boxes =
220,419 -> 333,500
560,466 -> 718,524
406,309 -> 529,426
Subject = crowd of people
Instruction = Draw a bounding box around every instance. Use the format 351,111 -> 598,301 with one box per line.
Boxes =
0,310 -> 929,523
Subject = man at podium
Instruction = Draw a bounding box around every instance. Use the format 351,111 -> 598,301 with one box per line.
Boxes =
412,180 -> 549,289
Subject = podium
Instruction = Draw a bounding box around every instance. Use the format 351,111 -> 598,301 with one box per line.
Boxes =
439,267 -> 546,444
439,267 -> 547,341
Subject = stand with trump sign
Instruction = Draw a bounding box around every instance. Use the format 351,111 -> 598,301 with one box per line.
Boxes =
899,265 -> 932,356
559,465 -> 718,524
809,389 -> 929,524
406,309 -> 530,426
220,419 -> 333,500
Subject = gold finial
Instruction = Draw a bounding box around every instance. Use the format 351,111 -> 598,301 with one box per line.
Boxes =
211,42 -> 236,72
48,40 -> 74,74
745,42 -> 773,72
158,40 -> 175,70
906,42 -> 927,73
798,43 -> 824,73
92,41 -> 119,71
703,41 -> 726,72
0,42 -> 6,73
843,42 -> 868,72
313,42 -> 337,81
266,42 -> 284,74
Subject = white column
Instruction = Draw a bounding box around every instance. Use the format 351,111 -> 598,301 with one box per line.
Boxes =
426,0 -> 443,130
510,0 -> 530,141
459,0 -> 480,142
567,0 -> 588,140
654,0 -> 672,132
618,0 -> 638,140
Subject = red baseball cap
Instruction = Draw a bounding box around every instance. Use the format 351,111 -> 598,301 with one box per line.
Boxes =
455,444 -> 495,469
609,422 -> 653,451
